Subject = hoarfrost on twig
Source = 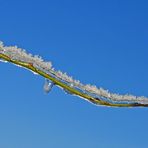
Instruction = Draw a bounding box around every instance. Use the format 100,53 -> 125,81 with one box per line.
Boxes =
0,41 -> 148,107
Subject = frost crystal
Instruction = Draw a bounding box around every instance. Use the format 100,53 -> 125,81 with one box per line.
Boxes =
0,41 -> 148,106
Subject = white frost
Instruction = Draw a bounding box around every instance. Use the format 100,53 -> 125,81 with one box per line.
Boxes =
0,41 -> 148,105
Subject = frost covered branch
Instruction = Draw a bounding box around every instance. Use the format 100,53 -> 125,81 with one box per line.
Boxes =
0,41 -> 148,107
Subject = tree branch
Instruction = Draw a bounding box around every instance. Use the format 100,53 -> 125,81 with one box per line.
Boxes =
0,41 -> 148,107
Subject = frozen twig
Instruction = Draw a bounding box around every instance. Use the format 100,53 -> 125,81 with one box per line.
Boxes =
0,41 -> 148,107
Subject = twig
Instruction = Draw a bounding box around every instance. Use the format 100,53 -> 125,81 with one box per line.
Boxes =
0,41 -> 148,107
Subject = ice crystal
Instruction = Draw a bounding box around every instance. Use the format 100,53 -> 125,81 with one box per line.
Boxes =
1,41 -> 148,106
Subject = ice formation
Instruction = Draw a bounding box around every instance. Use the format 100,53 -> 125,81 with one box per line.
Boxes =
0,41 -> 148,107
43,79 -> 54,93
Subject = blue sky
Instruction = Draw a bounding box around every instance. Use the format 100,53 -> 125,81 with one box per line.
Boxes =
0,0 -> 148,147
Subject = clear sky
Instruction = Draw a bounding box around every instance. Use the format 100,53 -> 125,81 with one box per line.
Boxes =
0,0 -> 148,147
